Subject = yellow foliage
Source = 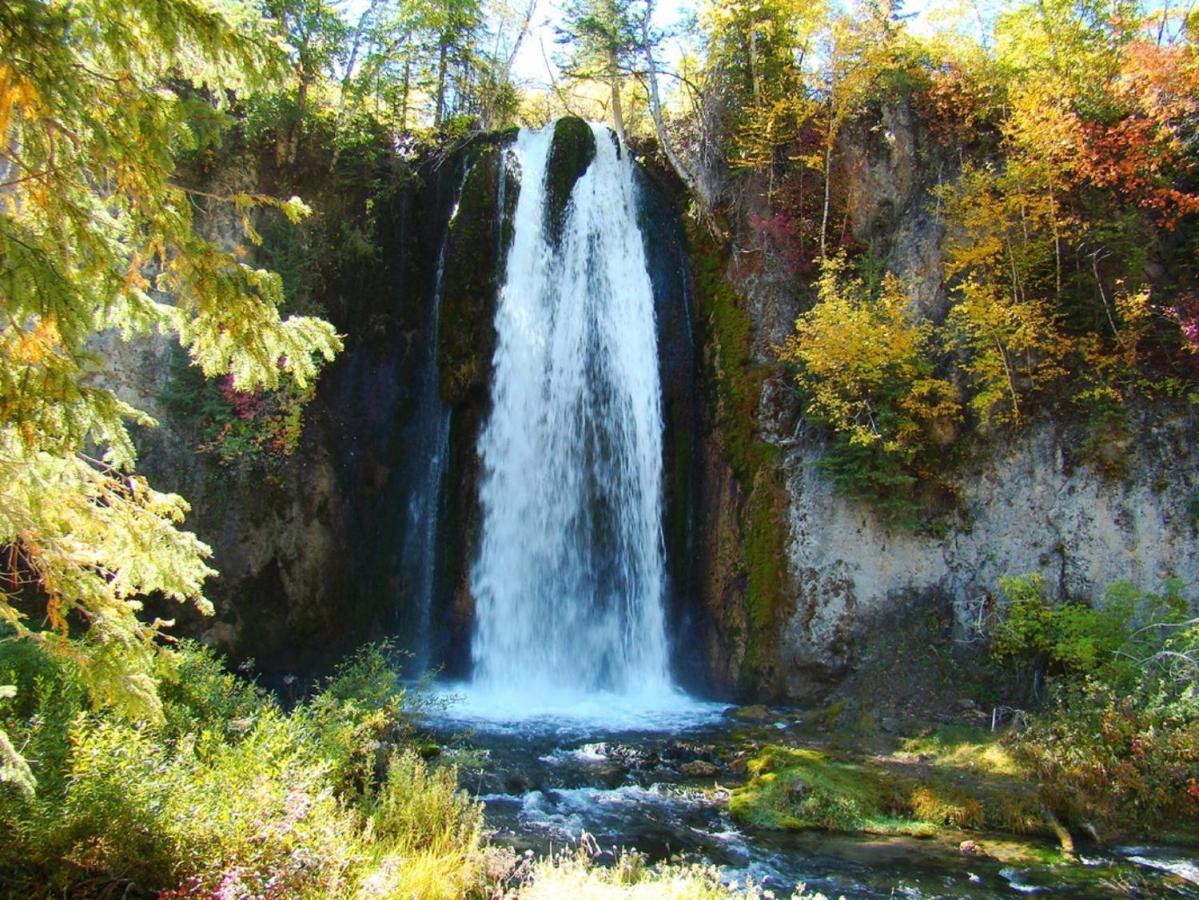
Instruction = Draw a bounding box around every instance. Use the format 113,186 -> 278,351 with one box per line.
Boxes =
783,255 -> 959,457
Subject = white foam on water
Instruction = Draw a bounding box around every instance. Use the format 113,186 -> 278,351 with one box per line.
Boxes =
431,680 -> 724,734
538,742 -> 612,765
1125,854 -> 1199,884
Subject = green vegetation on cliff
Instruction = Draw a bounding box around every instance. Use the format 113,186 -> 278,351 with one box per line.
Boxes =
710,0 -> 1199,518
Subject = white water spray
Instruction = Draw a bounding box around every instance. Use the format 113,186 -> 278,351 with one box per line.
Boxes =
466,123 -> 683,717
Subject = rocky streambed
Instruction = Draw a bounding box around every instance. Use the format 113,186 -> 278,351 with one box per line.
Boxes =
426,703 -> 1199,898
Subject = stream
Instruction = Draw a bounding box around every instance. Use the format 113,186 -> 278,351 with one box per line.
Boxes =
429,699 -> 1199,899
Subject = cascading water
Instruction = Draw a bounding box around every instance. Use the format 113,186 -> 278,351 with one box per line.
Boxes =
464,122 -> 686,718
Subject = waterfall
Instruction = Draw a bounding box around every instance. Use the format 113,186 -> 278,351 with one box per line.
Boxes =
469,123 -> 677,709
399,187 -> 458,674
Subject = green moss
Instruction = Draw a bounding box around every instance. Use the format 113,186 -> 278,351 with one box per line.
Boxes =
729,743 -> 1054,839
897,725 -> 1022,776
745,476 -> 788,633
438,145 -> 516,406
730,746 -> 910,833
544,116 -> 596,247
690,232 -> 791,685
691,237 -> 777,485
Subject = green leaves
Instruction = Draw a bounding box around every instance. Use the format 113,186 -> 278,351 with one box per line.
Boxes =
0,687 -> 36,799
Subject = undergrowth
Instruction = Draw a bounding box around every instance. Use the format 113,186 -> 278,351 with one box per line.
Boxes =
0,638 -> 485,897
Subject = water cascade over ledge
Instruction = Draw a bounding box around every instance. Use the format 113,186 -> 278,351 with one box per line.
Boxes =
458,122 -> 700,725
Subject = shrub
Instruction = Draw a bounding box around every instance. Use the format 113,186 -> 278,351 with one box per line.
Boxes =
990,574 -> 1191,692
516,843 -> 828,899
989,575 -> 1199,836
1012,678 -> 1199,835
0,638 -> 484,896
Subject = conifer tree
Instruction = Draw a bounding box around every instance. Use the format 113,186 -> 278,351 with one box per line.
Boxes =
0,0 -> 342,788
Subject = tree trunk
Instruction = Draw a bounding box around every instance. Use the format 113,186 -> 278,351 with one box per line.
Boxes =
400,59 -> 411,132
434,38 -> 449,128
608,49 -> 627,146
820,117 -> 833,258
639,6 -> 721,236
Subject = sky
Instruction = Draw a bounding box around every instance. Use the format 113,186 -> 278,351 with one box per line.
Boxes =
505,0 -> 696,85
496,0 -> 1000,85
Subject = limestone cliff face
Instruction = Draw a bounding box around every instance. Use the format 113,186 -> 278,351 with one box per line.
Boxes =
692,97 -> 1199,702
772,414 -> 1199,700
840,95 -> 951,319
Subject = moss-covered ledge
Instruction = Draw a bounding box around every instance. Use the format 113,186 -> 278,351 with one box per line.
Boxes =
438,144 -> 519,407
544,116 -> 596,247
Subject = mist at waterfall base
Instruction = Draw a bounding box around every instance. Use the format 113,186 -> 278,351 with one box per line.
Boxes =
430,123 -> 717,730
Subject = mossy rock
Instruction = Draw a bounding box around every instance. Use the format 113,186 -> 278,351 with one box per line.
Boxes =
729,743 -> 1053,839
438,145 -> 519,406
544,116 -> 596,247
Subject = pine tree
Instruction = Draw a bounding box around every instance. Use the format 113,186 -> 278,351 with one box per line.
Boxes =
558,0 -> 641,143
0,0 -> 342,786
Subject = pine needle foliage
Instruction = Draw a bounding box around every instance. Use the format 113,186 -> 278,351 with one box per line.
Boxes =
0,0 -> 341,760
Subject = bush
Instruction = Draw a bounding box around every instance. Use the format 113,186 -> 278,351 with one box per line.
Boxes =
0,638 -> 484,896
1012,678 -> 1199,836
989,574 -> 1188,692
989,575 -> 1199,836
516,842 -> 829,899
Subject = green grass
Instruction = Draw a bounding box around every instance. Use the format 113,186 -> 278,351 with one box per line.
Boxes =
896,724 -> 1023,776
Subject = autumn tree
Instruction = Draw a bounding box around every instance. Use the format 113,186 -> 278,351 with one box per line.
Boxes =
781,255 -> 959,513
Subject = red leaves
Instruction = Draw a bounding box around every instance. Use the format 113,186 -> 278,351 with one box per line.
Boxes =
218,374 -> 267,421
1070,41 -> 1199,229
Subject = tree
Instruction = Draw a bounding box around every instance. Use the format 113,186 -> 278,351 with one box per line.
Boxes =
333,0 -> 488,132
0,0 -> 341,783
426,0 -> 486,127
558,0 -> 641,143
637,0 -> 722,229
781,255 -> 959,509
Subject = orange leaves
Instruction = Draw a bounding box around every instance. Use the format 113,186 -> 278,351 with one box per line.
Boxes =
123,251 -> 151,293
0,63 -> 44,140
4,318 -> 63,367
918,60 -> 998,145
1007,39 -> 1199,229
